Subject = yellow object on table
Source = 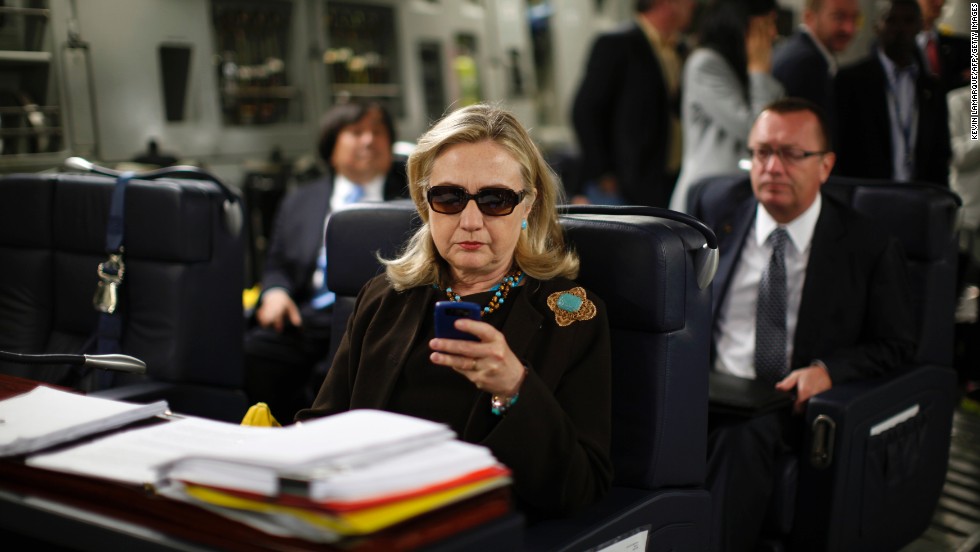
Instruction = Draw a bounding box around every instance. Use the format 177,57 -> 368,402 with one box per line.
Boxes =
241,402 -> 281,427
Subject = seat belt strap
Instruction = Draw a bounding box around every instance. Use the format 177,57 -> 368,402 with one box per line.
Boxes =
92,172 -> 134,387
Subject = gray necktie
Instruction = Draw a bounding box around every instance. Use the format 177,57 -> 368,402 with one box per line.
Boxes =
755,227 -> 789,384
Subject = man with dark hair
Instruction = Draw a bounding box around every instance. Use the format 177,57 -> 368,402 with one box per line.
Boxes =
571,0 -> 695,207
689,98 -> 916,551
772,0 -> 860,135
834,0 -> 950,185
244,101 -> 407,423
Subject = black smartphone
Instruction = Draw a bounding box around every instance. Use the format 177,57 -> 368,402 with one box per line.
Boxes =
434,301 -> 481,341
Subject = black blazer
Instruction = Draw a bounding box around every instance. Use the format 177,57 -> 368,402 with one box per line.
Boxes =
772,30 -> 837,138
773,31 -> 832,111
572,21 -> 677,206
688,180 -> 917,385
259,162 -> 407,320
926,31 -> 970,93
834,54 -> 951,186
298,275 -> 613,519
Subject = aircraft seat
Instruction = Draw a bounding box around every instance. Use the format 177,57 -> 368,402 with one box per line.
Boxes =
324,202 -> 718,551
0,172 -> 248,422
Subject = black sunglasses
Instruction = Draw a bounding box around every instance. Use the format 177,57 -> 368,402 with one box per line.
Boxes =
426,185 -> 527,216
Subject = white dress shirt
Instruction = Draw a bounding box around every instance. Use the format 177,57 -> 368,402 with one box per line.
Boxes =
714,195 -> 822,379
330,174 -> 385,211
877,48 -> 919,182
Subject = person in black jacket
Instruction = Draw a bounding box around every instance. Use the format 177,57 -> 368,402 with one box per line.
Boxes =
771,0 -> 860,137
916,0 -> 970,93
834,0 -> 951,185
298,104 -> 613,521
244,101 -> 407,423
688,98 -> 916,550
571,0 -> 694,207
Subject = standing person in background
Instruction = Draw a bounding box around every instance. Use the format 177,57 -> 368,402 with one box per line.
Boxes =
916,0 -> 969,93
771,0 -> 860,138
834,0 -> 950,185
670,0 -> 784,213
244,101 -> 407,423
572,0 -> 695,207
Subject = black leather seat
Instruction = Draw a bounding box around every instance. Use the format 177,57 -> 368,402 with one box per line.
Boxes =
688,174 -> 960,551
324,202 -> 718,551
0,172 -> 248,422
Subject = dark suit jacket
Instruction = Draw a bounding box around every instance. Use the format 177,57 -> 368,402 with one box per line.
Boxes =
688,179 -> 916,385
834,54 -> 951,186
297,275 -> 613,519
772,30 -> 836,138
260,162 -> 407,324
572,21 -> 677,206
925,31 -> 970,93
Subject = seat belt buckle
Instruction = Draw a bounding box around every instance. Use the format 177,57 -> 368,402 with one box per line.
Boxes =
94,252 -> 125,314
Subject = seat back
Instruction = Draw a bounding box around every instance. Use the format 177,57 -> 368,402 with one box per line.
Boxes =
327,202 -> 716,549
0,173 -> 246,420
795,176 -> 960,551
560,205 -> 715,489
822,176 -> 960,366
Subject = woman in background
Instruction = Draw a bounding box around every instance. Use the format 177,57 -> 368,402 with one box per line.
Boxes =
670,0 -> 784,213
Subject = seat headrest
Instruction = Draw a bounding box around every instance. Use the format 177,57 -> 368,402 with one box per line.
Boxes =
563,214 -> 700,332
0,174 -> 224,262
328,203 -> 714,333
824,178 -> 959,262
327,201 -> 421,294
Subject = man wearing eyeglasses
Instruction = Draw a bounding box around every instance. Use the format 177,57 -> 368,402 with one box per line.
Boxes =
688,98 -> 916,551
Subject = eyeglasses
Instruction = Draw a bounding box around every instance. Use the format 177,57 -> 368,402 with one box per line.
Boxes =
426,186 -> 527,216
748,146 -> 828,165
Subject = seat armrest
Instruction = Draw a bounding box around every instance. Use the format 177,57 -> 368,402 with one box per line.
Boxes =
792,364 -> 956,550
522,487 -> 710,552
804,364 -> 955,440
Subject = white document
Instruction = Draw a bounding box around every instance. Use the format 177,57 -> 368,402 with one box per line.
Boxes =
28,409 -> 456,494
167,438 -> 500,501
27,416 -> 279,486
159,409 -> 457,498
0,386 -> 168,457
204,409 -> 455,469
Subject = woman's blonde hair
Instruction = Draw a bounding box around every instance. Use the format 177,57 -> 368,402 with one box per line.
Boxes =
382,103 -> 579,290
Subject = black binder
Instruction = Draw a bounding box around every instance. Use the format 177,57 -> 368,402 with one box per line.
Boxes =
708,371 -> 793,417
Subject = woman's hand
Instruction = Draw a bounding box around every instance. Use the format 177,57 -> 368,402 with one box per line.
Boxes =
429,318 -> 526,396
746,14 -> 776,73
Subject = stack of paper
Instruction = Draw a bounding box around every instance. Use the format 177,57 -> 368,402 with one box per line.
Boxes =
0,386 -> 168,457
155,409 -> 511,543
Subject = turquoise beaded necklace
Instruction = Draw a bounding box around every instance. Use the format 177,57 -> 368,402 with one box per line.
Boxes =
436,269 -> 525,317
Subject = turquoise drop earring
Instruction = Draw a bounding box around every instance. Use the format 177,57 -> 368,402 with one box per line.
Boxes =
521,219 -> 528,230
